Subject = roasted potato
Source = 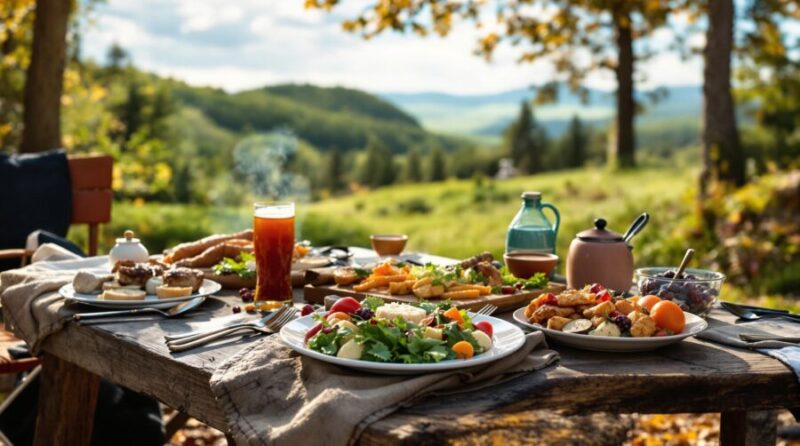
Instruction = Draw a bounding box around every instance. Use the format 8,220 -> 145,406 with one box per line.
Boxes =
582,301 -> 616,319
546,316 -> 572,331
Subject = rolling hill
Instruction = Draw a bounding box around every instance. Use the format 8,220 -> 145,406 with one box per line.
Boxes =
167,82 -> 462,153
382,85 -> 704,144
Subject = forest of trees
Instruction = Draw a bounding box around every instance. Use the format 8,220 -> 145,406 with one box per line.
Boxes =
1,0 -> 799,205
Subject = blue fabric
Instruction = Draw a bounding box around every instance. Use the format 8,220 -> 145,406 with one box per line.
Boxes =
0,149 -> 72,249
761,346 -> 800,383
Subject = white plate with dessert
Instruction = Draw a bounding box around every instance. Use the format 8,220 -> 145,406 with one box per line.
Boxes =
60,280 -> 221,309
60,260 -> 222,309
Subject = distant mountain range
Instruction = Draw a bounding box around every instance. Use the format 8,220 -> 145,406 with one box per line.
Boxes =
381,84 -> 704,140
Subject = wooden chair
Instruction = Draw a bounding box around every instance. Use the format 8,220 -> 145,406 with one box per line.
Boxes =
0,153 -> 113,375
0,153 -> 113,266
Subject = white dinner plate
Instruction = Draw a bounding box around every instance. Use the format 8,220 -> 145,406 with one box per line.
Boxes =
281,313 -> 526,374
59,279 -> 222,309
512,307 -> 707,352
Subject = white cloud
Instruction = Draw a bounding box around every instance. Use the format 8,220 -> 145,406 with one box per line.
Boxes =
81,0 -> 702,94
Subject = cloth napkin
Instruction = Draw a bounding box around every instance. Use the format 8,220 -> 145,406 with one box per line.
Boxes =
0,244 -> 107,352
210,331 -> 557,446
697,318 -> 800,383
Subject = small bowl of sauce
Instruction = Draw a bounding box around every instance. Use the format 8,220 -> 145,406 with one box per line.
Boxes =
503,251 -> 559,279
370,234 -> 408,256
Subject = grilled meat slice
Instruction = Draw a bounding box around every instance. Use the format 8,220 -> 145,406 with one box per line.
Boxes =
114,261 -> 156,287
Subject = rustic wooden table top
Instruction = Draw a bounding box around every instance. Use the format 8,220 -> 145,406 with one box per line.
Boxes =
35,286 -> 800,444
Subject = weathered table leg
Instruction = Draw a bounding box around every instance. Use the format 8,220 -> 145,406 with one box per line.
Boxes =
33,354 -> 100,446
720,410 -> 777,446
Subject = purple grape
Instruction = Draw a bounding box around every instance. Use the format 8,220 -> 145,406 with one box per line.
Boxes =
611,314 -> 632,332
354,308 -> 374,320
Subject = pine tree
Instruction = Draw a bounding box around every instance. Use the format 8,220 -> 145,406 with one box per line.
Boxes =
360,135 -> 395,187
405,149 -> 422,182
506,101 -> 533,172
563,115 -> 588,168
327,150 -> 345,192
429,147 -> 447,182
505,101 -> 548,174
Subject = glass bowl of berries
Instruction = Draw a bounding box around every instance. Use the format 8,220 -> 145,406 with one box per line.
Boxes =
635,267 -> 725,317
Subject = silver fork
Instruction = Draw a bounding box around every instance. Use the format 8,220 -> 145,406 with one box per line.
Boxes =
164,305 -> 289,343
475,304 -> 498,316
167,307 -> 298,353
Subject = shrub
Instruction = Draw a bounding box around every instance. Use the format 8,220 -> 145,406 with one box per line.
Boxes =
396,197 -> 432,214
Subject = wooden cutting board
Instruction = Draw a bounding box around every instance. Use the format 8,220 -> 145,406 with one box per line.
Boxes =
303,282 -> 566,313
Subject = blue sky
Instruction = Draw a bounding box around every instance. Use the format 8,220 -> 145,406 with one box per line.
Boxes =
81,0 -> 705,94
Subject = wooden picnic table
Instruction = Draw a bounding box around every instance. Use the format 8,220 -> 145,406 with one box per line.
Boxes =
21,260 -> 800,446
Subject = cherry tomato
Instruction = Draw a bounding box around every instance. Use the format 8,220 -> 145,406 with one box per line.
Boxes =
650,300 -> 685,334
304,322 -> 323,343
589,283 -> 606,294
329,297 -> 361,315
474,321 -> 494,338
638,295 -> 662,312
542,293 -> 558,306
300,304 -> 315,317
597,289 -> 612,302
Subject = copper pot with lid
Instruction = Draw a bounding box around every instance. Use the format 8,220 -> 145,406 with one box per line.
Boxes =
566,213 -> 649,291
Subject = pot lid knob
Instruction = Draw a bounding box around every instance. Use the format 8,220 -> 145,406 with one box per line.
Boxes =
576,218 -> 623,241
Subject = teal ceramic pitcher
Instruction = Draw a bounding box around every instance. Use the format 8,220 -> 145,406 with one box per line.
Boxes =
505,192 -> 560,254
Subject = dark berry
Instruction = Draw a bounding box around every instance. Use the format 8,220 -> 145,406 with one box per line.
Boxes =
354,308 -> 374,320
232,305 -> 241,314
300,304 -> 315,317
241,291 -> 254,303
611,315 -> 632,332
501,286 -> 517,295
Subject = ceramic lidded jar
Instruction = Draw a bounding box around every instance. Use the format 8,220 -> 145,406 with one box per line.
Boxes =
566,218 -> 633,291
109,230 -> 149,266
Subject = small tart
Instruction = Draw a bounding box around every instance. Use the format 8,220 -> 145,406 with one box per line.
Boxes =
101,289 -> 146,301
155,285 -> 193,299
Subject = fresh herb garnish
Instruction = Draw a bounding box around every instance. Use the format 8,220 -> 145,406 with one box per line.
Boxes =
354,268 -> 371,279
362,295 -> 385,311
499,265 -> 548,290
212,252 -> 256,278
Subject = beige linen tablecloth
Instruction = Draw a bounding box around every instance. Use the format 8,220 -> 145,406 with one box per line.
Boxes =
210,331 -> 557,446
0,244 -> 106,352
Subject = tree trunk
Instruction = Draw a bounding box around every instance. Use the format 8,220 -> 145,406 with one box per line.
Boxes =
702,0 -> 744,188
614,14 -> 636,168
19,0 -> 72,153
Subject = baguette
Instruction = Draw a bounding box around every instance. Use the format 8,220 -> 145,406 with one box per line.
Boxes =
101,289 -> 146,301
174,242 -> 253,268
164,230 -> 253,263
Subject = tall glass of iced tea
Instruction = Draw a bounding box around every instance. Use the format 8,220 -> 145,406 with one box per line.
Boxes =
253,202 -> 295,309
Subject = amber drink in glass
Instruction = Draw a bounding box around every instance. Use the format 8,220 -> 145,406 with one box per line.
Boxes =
253,202 -> 295,309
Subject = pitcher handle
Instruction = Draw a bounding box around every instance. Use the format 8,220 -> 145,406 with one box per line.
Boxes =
541,202 -> 560,236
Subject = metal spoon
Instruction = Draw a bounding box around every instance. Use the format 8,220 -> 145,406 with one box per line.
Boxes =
73,297 -> 206,322
622,212 -> 650,243
720,302 -> 800,322
672,248 -> 695,281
